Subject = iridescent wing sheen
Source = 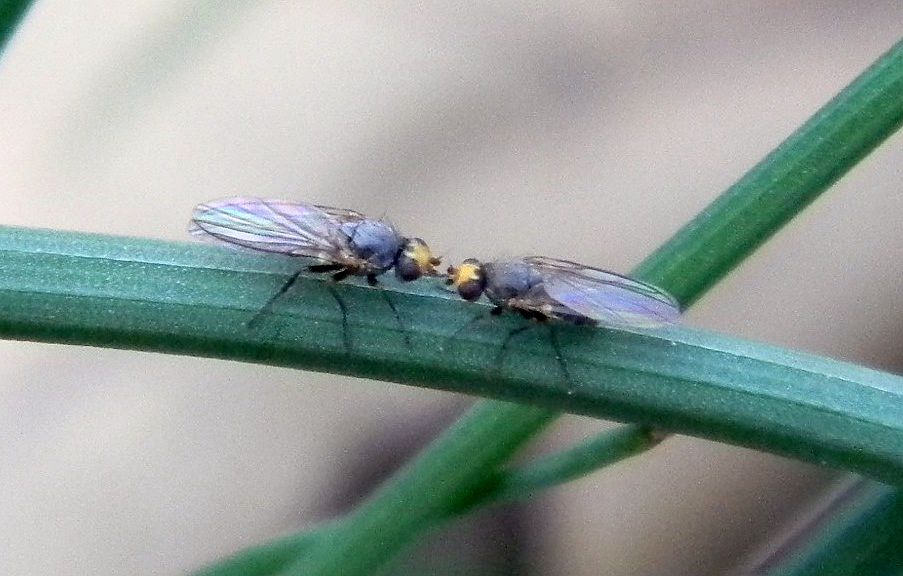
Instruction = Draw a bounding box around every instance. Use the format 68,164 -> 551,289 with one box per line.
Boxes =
189,197 -> 355,259
523,256 -> 680,327
312,204 -> 367,224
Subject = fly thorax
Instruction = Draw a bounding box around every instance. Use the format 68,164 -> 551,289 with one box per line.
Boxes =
483,261 -> 537,305
344,220 -> 402,273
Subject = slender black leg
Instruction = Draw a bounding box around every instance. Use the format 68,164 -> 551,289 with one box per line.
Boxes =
353,272 -> 406,346
445,308 -> 493,346
443,306 -> 511,355
547,324 -> 575,393
247,268 -> 306,328
376,288 -> 412,348
492,323 -> 533,376
325,284 -> 352,354
332,268 -> 351,282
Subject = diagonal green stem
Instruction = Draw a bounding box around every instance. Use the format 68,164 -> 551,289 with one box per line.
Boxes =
280,37 -> 903,576
195,425 -> 655,576
193,530 -> 325,576
0,0 -> 34,55
634,43 -> 903,306
753,481 -> 903,576
447,424 -> 661,516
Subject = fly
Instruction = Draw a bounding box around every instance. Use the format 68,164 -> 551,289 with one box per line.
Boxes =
446,256 -> 680,388
190,197 -> 441,346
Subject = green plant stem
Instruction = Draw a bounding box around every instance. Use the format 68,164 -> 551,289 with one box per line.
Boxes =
193,531 -> 324,576
195,425 -> 653,576
755,482 -> 903,576
3,227 -> 902,484
448,424 -> 660,515
280,403 -> 557,576
277,37 -> 903,576
0,0 -> 34,54
634,39 -> 903,307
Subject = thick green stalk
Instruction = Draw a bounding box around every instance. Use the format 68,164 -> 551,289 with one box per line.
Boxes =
3,227 -> 901,484
282,38 -> 903,576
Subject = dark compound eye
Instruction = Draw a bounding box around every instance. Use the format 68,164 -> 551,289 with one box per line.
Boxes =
394,255 -> 422,281
457,280 -> 484,301
395,237 -> 440,281
448,259 -> 486,301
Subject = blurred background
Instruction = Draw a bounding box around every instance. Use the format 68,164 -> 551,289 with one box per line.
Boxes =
0,2 -> 901,574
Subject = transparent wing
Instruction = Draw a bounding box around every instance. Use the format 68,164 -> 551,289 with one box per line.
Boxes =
189,197 -> 353,259
312,204 -> 367,224
524,256 -> 680,327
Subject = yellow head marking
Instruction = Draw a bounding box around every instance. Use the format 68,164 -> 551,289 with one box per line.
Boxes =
406,239 -> 437,273
447,258 -> 485,301
452,261 -> 481,288
396,238 -> 440,281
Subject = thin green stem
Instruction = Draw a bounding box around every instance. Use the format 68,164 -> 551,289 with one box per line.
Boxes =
448,424 -> 660,516
192,531 -> 324,576
195,425 -> 654,576
277,403 -> 557,576
634,38 -> 903,306
0,0 -> 34,55
755,481 -> 903,576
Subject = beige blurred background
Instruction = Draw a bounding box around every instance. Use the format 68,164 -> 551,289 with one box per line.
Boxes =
0,2 -> 901,575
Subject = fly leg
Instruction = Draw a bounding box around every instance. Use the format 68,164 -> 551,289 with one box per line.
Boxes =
443,306 -> 505,353
492,322 -> 534,379
251,262 -> 354,352
316,266 -> 352,353
247,268 -> 306,328
249,262 -> 350,328
381,293 -> 412,348
491,306 -> 538,374
547,324 -> 575,394
314,265 -> 355,353
324,283 -> 352,354
366,272 -> 412,347
501,308 -> 574,392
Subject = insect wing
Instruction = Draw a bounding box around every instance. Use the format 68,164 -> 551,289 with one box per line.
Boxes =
190,197 -> 351,259
312,204 -> 367,223
525,256 -> 680,327
312,204 -> 394,241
